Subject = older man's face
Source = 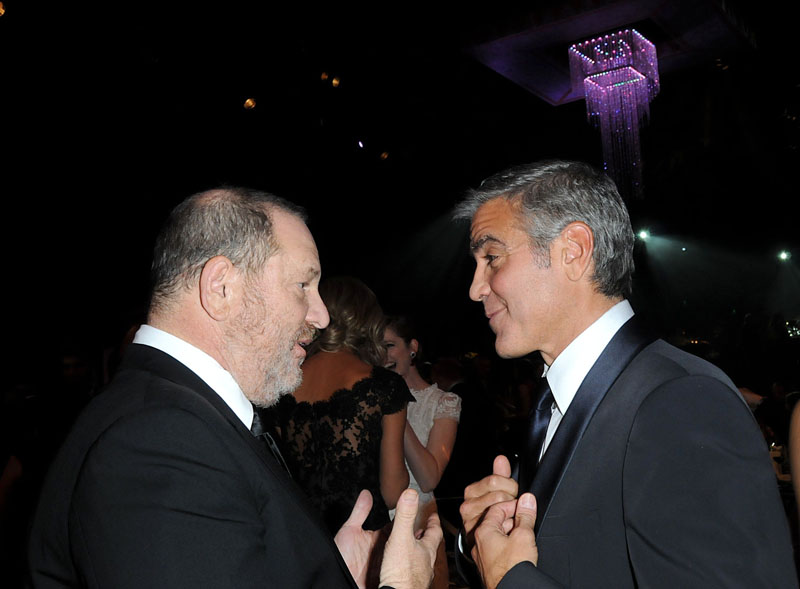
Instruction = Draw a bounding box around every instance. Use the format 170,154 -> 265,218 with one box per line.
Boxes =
468,198 -> 568,364
225,210 -> 329,407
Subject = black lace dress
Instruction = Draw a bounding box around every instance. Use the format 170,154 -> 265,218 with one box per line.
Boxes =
273,366 -> 413,533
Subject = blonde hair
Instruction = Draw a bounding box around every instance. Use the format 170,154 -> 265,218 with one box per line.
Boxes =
311,276 -> 387,366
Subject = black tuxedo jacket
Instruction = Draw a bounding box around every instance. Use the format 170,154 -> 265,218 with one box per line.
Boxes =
492,317 -> 797,588
28,344 -> 357,588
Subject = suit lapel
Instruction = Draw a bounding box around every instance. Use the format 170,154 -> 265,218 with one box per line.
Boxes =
121,344 -> 358,587
530,317 -> 654,533
122,345 -> 297,491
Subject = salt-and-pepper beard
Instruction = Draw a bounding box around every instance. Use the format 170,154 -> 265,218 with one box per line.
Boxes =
255,321 -> 317,407
224,286 -> 318,408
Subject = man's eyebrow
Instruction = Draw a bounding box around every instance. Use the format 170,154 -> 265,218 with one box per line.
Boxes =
469,235 -> 503,253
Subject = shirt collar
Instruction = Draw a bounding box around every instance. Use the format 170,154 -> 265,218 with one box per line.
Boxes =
132,324 -> 254,428
543,300 -> 634,416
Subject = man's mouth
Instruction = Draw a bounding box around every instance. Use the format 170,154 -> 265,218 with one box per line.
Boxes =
486,308 -> 504,331
295,324 -> 318,350
293,325 -> 318,359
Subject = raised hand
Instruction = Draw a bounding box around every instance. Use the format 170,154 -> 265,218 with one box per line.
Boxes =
473,492 -> 539,589
380,488 -> 443,589
334,489 -> 382,589
460,455 -> 518,548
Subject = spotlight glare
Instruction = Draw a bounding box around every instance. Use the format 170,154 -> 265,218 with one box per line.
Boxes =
637,230 -> 649,240
778,251 -> 791,261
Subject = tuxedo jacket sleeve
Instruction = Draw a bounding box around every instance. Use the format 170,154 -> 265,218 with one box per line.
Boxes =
29,345 -> 356,589
495,333 -> 797,588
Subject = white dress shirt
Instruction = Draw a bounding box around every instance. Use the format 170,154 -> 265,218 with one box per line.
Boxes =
539,300 -> 635,458
132,324 -> 254,429
458,301 -> 635,559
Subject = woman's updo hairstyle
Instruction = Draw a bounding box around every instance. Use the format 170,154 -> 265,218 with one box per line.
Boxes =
311,276 -> 387,366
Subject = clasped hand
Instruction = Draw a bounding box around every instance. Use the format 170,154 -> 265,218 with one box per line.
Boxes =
460,455 -> 539,589
335,488 -> 442,589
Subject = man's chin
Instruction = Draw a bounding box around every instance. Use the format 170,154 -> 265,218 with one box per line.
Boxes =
250,371 -> 303,408
494,338 -> 530,360
250,387 -> 291,409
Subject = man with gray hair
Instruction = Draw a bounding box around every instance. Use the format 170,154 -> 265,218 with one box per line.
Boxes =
454,161 -> 796,588
28,187 -> 440,588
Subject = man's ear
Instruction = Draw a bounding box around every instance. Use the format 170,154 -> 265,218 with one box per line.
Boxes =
199,256 -> 237,320
560,222 -> 594,282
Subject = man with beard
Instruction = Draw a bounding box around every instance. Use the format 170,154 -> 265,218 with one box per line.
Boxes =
28,188 -> 440,589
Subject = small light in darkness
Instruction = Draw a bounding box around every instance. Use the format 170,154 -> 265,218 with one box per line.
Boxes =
243,98 -> 256,110
681,247 -> 686,252
778,251 -> 791,261
0,3 -> 5,17
637,230 -> 649,240
380,152 -> 389,160
358,141 -> 364,148
331,77 -> 340,88
320,72 -> 329,81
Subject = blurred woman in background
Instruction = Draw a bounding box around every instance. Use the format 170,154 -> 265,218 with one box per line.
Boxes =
383,316 -> 461,589
272,276 -> 412,534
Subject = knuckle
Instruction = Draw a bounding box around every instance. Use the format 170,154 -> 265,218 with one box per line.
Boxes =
486,475 -> 503,491
488,490 -> 510,504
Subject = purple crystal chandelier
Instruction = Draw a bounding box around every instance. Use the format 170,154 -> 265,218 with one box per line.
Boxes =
569,29 -> 659,198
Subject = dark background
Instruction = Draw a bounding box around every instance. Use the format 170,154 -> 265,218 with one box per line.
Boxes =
1,0 -> 798,380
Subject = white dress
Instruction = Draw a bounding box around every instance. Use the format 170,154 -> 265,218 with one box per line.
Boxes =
404,384 -> 462,508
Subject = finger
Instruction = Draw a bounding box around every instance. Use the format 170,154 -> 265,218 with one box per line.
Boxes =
502,517 -> 514,535
493,454 -> 512,478
480,499 -> 518,531
420,513 -> 443,554
460,488 -> 518,529
464,474 -> 518,502
392,488 -> 420,536
342,489 -> 373,529
462,455 -> 512,502
514,493 -> 538,531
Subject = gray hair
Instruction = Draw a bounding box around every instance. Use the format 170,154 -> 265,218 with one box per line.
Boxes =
454,160 -> 634,298
149,186 -> 306,313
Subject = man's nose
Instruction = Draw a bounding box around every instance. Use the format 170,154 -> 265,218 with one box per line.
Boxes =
468,266 -> 489,302
307,290 -> 330,329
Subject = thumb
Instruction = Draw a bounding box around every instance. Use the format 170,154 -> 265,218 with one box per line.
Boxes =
514,493 -> 538,530
493,454 -> 512,478
392,488 -> 420,534
343,489 -> 373,529
420,512 -> 443,552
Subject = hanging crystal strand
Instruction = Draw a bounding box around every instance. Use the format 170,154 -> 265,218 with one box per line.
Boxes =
569,29 -> 660,199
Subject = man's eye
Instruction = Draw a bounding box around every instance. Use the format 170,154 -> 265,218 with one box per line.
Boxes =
484,254 -> 498,265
